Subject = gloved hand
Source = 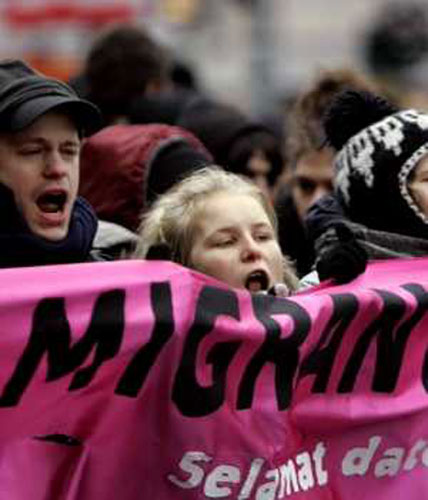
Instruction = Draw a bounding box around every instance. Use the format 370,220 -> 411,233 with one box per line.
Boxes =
316,223 -> 368,284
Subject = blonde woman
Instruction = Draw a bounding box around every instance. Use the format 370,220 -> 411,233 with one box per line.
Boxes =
134,166 -> 299,295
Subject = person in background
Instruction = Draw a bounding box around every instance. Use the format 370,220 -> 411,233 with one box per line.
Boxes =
170,59 -> 200,93
127,58 -> 204,126
177,98 -> 284,200
134,166 -> 299,296
83,23 -> 171,128
275,68 -> 380,277
362,2 -> 428,110
304,89 -> 428,286
0,58 -> 101,268
79,123 -> 212,259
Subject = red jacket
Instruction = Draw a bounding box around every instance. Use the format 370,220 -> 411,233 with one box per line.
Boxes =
79,123 -> 211,232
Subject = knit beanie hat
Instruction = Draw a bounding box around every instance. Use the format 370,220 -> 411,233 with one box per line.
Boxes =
324,89 -> 428,239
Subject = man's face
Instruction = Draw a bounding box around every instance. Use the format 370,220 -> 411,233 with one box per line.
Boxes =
0,111 -> 80,241
291,147 -> 334,221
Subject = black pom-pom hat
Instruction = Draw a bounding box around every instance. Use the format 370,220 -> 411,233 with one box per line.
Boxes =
324,90 -> 428,239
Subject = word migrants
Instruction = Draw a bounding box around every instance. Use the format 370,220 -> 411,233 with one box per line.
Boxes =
0,262 -> 427,415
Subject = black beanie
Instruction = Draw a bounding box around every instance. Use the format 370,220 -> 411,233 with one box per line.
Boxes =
146,139 -> 212,204
325,89 -> 428,239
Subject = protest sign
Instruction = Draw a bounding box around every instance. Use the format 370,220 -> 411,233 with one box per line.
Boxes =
0,258 -> 427,498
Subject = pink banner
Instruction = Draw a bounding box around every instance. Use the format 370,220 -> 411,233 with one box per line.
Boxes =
0,258 -> 428,499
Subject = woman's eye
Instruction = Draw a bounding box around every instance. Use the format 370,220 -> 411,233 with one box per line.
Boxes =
214,239 -> 234,247
255,232 -> 273,241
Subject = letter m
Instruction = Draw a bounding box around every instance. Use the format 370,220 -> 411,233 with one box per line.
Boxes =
0,290 -> 125,407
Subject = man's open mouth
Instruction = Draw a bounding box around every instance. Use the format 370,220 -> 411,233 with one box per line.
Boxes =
36,191 -> 67,214
245,270 -> 269,292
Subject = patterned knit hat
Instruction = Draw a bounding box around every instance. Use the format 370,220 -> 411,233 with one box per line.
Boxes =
324,90 -> 428,238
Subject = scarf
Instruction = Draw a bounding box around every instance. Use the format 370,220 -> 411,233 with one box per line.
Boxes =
0,183 -> 98,268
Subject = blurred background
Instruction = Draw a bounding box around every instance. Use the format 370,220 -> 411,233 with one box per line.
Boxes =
2,0 -> 428,118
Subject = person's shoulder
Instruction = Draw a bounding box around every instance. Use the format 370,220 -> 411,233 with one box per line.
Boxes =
91,220 -> 139,261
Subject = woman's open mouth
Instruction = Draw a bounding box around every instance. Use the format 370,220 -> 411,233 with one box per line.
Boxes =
245,270 -> 269,292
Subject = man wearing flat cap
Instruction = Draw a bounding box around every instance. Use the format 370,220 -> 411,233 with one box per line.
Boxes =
0,59 -> 101,267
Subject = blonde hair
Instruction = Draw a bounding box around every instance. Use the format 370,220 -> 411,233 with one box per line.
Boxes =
134,166 -> 299,291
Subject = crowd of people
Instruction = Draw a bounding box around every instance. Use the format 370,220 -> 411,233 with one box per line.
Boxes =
3,21 -> 428,293
3,17 -> 428,500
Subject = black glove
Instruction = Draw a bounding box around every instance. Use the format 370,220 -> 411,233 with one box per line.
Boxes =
316,223 -> 368,284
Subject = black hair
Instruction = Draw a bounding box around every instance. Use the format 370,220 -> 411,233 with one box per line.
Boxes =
85,24 -> 169,123
227,129 -> 284,187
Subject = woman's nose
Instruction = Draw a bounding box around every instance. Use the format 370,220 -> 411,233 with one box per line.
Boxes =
240,236 -> 262,262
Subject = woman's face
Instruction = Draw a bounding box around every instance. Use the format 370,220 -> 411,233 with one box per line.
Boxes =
189,191 -> 284,291
408,156 -> 428,217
